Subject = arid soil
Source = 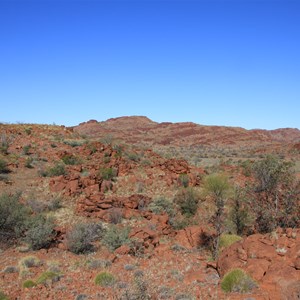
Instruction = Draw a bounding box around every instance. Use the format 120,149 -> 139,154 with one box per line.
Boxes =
0,120 -> 299,300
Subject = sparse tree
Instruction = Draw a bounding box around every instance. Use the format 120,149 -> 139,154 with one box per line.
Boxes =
204,174 -> 230,259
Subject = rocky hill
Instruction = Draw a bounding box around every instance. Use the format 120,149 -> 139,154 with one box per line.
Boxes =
73,116 -> 300,147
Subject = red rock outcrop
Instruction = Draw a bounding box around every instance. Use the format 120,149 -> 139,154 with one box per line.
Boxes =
217,228 -> 300,300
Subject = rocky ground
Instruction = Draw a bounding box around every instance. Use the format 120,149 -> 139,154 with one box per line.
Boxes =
0,122 -> 299,299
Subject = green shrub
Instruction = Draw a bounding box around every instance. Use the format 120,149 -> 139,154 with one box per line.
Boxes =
178,173 -> 189,188
219,234 -> 242,252
0,193 -> 29,238
25,157 -> 34,168
99,167 -> 117,181
63,140 -> 85,147
61,154 -> 81,165
66,222 -> 104,254
148,197 -> 175,218
174,187 -> 199,216
19,256 -> 41,269
221,268 -> 257,293
102,225 -> 131,251
22,279 -> 36,288
94,272 -> 115,287
0,159 -> 9,174
0,133 -> 13,155
0,291 -> 9,300
22,145 -> 31,155
45,163 -> 66,177
36,271 -> 61,285
24,215 -> 55,250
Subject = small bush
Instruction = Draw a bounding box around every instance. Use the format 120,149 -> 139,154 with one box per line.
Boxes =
42,163 -> 66,177
99,167 -> 117,181
221,268 -> 257,293
19,256 -> 41,269
23,279 -> 36,288
0,193 -> 29,238
94,272 -> 115,287
63,140 -> 85,147
178,173 -> 189,188
0,133 -> 14,155
2,266 -> 18,273
148,197 -> 175,218
61,154 -> 81,165
36,271 -> 61,285
47,197 -> 62,211
25,157 -> 34,168
22,145 -> 31,155
174,187 -> 199,216
0,159 -> 9,174
0,291 -> 9,300
102,225 -> 131,251
66,222 -> 104,254
24,215 -> 55,250
108,208 -> 123,224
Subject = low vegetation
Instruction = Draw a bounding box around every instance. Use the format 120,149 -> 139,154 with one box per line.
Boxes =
66,222 -> 104,254
94,271 -> 116,287
221,268 -> 257,293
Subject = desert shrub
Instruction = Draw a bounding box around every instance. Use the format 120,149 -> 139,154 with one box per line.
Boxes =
24,215 -> 55,250
0,193 -> 29,238
24,127 -> 32,135
148,196 -> 175,218
25,157 -> 34,168
99,167 -> 117,181
0,159 -> 9,174
47,197 -> 62,211
63,140 -> 85,147
2,266 -> 18,273
86,259 -> 111,269
219,234 -> 241,251
36,271 -> 61,285
22,279 -> 36,288
178,173 -> 189,188
66,222 -> 104,254
19,256 -> 41,268
227,187 -> 252,235
102,225 -> 131,251
47,163 -> 66,177
174,187 -> 199,216
108,208 -> 124,224
0,174 -> 9,182
221,268 -> 257,293
126,152 -> 140,162
94,272 -> 115,287
0,133 -> 14,155
22,145 -> 31,155
61,154 -> 81,165
203,174 -> 230,259
240,160 -> 252,177
251,156 -> 299,233
0,291 -> 9,300
26,199 -> 48,213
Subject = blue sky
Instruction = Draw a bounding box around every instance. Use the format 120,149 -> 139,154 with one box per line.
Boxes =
0,0 -> 299,129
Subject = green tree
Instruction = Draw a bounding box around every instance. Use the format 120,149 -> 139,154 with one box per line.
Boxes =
204,174 -> 230,259
252,155 -> 299,232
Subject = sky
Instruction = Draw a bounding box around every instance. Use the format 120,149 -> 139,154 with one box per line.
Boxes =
0,0 -> 299,130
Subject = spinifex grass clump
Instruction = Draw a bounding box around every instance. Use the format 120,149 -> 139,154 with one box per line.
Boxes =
22,279 -> 36,288
219,234 -> 242,251
94,272 -> 116,287
221,268 -> 257,293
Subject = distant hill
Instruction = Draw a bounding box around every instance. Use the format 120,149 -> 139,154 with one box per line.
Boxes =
72,116 -> 300,148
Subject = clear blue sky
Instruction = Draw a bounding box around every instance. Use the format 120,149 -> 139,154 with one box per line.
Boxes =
0,0 -> 299,129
